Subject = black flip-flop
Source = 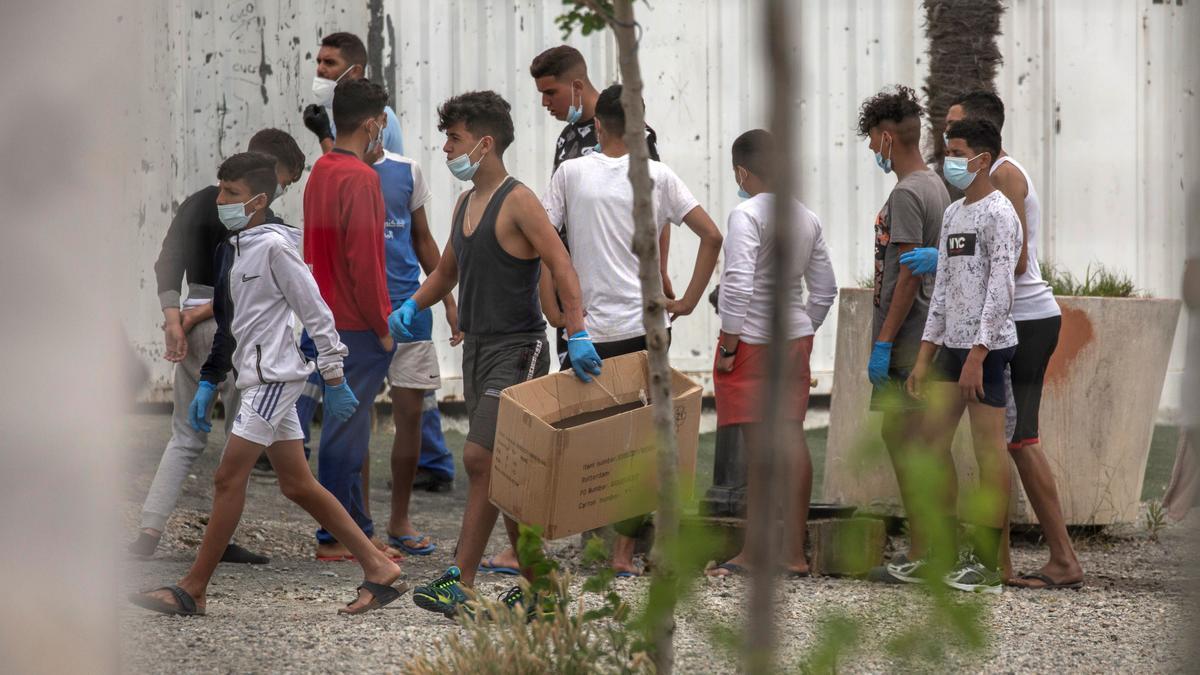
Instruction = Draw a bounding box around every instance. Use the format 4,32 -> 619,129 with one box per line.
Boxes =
129,585 -> 205,616
338,580 -> 409,615
1015,572 -> 1083,590
708,562 -> 749,577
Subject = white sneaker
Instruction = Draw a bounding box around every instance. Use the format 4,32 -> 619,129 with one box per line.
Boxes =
943,552 -> 1002,594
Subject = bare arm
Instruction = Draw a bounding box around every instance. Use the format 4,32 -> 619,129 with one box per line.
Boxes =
411,238 -> 459,312
411,205 -> 463,345
538,263 -> 566,328
512,188 -> 586,335
659,226 -> 675,299
666,205 -> 723,318
993,166 -> 1030,276
877,242 -> 921,342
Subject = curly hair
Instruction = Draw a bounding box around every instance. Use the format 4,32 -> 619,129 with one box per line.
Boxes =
437,90 -> 515,154
856,85 -> 924,139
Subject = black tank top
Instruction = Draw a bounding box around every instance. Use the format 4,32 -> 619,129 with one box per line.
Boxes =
451,177 -> 546,336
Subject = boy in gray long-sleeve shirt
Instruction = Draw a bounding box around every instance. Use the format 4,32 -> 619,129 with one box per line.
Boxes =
128,129 -> 304,562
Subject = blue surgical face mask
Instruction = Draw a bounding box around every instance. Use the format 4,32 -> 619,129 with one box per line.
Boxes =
566,85 -> 582,124
274,183 -> 286,200
446,138 -> 485,181
592,143 -> 602,153
217,194 -> 264,232
873,133 -> 893,174
943,153 -> 983,190
736,168 -> 750,199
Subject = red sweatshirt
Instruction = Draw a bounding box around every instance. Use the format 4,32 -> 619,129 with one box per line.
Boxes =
302,149 -> 392,338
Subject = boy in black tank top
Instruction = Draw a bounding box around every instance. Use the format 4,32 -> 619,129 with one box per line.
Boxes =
390,91 -> 600,618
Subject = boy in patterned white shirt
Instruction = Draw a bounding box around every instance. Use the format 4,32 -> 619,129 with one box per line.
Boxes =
906,118 -> 1022,593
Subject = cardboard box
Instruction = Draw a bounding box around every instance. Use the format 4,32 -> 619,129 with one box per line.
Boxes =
490,351 -> 702,540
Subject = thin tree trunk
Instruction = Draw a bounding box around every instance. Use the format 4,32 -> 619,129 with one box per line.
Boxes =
746,1 -> 798,673
584,1 -> 679,672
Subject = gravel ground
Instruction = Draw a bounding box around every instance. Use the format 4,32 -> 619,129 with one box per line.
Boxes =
120,412 -> 1198,673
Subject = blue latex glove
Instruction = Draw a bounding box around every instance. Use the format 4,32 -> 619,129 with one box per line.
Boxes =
189,380 -> 217,432
388,298 -> 419,342
868,341 -> 893,387
567,331 -> 602,383
324,381 -> 360,423
899,247 -> 939,276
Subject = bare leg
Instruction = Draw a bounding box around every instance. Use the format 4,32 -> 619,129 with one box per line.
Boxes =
966,401 -> 1011,570
141,433 -> 264,610
1010,443 -> 1083,586
269,438 -> 401,610
784,421 -> 812,573
611,535 -> 638,574
915,383 -> 966,568
454,441 -> 502,587
882,410 -> 924,558
706,422 -> 809,576
388,387 -> 428,547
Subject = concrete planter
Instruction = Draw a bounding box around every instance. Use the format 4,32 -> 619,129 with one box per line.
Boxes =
823,288 -> 1181,526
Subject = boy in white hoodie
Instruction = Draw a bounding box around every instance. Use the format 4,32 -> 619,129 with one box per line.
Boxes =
129,152 -> 404,616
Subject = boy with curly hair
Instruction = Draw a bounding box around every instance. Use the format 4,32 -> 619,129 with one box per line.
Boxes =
856,86 -> 952,583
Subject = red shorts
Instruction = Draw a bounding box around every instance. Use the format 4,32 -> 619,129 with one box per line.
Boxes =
713,336 -> 813,427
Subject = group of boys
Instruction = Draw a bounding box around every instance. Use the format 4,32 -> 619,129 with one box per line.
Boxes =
129,34 -> 1081,618
858,86 -> 1083,593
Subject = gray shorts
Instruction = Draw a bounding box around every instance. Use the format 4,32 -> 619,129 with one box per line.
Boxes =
462,332 -> 550,449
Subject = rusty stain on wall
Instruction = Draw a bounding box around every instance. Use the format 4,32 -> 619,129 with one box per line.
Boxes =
1046,304 -> 1094,385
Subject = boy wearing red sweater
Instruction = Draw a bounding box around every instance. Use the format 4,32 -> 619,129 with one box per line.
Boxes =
303,78 -> 397,560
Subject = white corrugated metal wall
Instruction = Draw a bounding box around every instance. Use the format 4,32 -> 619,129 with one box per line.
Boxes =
131,0 -> 1194,418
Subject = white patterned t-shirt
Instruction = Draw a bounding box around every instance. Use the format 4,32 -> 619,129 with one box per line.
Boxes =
922,190 -> 1023,350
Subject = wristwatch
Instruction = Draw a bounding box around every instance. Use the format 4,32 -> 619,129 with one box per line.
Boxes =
718,343 -> 738,358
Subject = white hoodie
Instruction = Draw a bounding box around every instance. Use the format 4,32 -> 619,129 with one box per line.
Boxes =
200,218 -> 347,389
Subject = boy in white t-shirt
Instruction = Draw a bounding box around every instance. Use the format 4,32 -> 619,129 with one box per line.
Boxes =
538,83 -> 723,574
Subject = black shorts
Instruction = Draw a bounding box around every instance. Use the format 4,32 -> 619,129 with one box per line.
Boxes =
932,345 -> 1017,408
1009,315 -> 1061,449
462,332 -> 550,450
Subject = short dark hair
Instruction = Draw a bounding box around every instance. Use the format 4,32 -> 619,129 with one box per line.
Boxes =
247,128 -> 305,178
594,84 -> 625,137
529,45 -> 586,80
437,91 -> 515,154
732,129 -> 774,178
857,85 -> 924,145
331,78 -> 388,135
953,90 -> 1005,131
321,31 -> 368,68
217,152 -> 278,204
946,118 -> 1001,159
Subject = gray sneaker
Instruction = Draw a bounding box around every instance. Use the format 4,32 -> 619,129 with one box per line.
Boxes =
885,554 -> 928,584
943,553 -> 1002,594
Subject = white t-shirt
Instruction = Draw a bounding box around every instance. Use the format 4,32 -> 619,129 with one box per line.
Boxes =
989,156 -> 1060,321
542,152 -> 700,342
718,194 -> 838,344
923,190 -> 1022,350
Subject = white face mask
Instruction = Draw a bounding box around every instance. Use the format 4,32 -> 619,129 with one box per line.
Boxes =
311,65 -> 357,107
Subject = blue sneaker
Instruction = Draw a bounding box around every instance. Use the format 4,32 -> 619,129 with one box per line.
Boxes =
412,566 -> 470,618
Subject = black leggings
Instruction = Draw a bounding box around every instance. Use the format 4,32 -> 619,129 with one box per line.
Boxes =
1009,315 -> 1062,447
